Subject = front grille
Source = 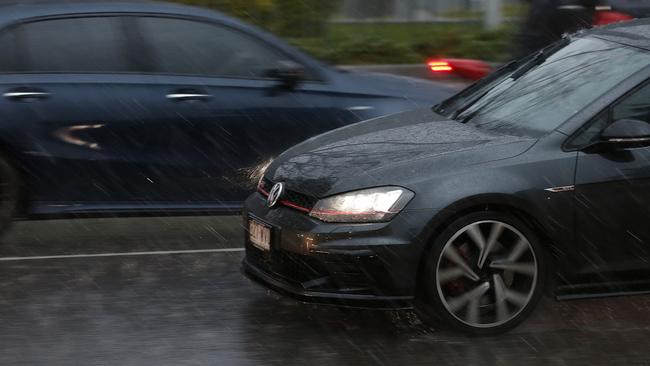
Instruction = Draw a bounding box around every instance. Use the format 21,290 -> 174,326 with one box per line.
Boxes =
247,246 -> 330,286
283,190 -> 318,210
247,245 -> 380,294
259,178 -> 318,212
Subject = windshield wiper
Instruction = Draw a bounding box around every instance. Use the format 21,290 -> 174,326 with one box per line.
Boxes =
510,37 -> 570,80
433,60 -> 520,116
448,62 -> 521,120
453,38 -> 573,123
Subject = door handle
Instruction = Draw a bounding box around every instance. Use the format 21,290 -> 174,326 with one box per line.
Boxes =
166,92 -> 212,102
4,89 -> 51,101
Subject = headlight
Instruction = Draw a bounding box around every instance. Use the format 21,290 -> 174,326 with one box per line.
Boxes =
309,187 -> 414,223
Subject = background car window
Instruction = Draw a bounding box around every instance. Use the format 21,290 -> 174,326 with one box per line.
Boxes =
20,17 -> 130,73
0,28 -> 17,72
138,17 -> 301,79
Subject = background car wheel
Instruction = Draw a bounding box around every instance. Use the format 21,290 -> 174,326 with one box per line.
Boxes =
418,211 -> 546,335
0,155 -> 20,234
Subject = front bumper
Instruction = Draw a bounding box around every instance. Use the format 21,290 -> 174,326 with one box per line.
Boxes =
241,192 -> 434,309
242,258 -> 413,309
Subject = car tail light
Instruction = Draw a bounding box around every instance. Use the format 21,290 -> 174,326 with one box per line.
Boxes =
428,60 -> 453,72
427,59 -> 491,81
594,10 -> 634,26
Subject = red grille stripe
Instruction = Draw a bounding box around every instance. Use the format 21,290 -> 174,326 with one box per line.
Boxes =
279,200 -> 311,213
258,187 -> 311,213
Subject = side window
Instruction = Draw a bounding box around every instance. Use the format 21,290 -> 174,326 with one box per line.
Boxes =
137,17 -> 303,79
20,17 -> 130,73
612,82 -> 650,123
572,81 -> 650,147
0,28 -> 18,72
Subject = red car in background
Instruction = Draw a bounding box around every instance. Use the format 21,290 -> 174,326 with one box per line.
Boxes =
428,0 -> 648,81
594,0 -> 650,25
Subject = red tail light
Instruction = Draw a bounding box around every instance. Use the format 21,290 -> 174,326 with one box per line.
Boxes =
428,60 -> 453,72
594,10 -> 634,26
427,59 -> 491,81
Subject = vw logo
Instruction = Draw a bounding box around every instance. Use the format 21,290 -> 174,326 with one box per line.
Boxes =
267,182 -> 285,208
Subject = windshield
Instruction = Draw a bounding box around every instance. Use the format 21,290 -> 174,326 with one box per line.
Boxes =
451,37 -> 650,137
433,59 -> 523,117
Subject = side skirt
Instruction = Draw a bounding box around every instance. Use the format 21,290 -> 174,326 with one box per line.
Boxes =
556,278 -> 650,301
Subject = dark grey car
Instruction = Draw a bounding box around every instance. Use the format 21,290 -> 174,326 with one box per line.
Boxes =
243,20 -> 650,334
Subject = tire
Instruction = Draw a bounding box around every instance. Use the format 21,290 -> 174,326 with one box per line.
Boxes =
417,211 -> 546,335
0,155 -> 20,234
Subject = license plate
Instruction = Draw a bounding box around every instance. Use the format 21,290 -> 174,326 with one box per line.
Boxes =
249,218 -> 271,251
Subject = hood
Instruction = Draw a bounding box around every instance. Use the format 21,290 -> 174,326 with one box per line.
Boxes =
267,108 -> 536,198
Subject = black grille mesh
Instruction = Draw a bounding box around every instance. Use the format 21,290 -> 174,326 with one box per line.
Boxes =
247,246 -> 329,285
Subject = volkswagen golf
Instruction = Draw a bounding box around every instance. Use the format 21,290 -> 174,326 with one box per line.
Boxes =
243,19 -> 650,334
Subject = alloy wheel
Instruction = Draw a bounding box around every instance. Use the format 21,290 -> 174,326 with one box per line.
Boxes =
435,220 -> 538,328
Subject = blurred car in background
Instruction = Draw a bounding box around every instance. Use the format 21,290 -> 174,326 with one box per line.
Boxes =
428,0 -> 650,81
517,0 -> 649,57
0,1 -> 452,230
594,0 -> 650,25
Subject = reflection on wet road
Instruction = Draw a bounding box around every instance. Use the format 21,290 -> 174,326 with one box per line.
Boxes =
0,217 -> 649,365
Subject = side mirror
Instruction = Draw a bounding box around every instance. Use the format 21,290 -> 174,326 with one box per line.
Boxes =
266,60 -> 305,90
598,119 -> 650,149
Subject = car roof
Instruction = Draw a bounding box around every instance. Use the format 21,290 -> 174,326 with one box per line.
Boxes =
0,1 -> 236,26
587,18 -> 650,51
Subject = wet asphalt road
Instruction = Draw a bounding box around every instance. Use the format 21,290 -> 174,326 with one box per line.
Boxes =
1,217 -> 650,365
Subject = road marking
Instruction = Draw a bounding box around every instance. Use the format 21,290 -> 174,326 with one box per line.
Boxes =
0,248 -> 245,262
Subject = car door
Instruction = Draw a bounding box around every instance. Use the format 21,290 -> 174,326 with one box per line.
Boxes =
0,15 -> 177,209
574,80 -> 650,275
132,16 -> 351,204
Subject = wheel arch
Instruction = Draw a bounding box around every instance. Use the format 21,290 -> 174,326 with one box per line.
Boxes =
414,193 -> 559,298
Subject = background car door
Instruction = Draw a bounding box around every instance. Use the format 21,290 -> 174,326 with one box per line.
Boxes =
0,16 -> 178,209
575,81 -> 650,275
132,16 -> 352,204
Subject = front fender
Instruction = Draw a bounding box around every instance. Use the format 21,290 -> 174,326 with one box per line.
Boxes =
407,142 -> 578,275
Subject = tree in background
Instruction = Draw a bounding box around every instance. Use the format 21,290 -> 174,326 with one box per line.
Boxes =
172,0 -> 340,37
170,0 -> 515,64
272,0 -> 341,37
